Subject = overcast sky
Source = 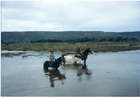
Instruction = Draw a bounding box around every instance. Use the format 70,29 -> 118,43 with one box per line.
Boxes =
1,1 -> 140,32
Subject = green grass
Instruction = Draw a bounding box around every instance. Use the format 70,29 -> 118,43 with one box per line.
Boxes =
1,42 -> 140,52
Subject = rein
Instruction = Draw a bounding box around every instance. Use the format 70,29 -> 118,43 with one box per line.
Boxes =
56,59 -> 61,64
55,57 -> 63,64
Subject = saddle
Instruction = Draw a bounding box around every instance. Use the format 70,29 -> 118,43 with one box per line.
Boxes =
75,53 -> 82,59
48,61 -> 54,67
75,53 -> 84,60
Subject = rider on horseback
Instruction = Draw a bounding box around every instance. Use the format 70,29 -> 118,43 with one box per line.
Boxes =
77,45 -> 83,56
48,50 -> 55,66
76,45 -> 84,60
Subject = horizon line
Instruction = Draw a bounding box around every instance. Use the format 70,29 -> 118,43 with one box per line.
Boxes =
1,30 -> 140,33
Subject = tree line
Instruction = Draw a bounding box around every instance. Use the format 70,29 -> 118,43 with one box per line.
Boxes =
30,36 -> 139,43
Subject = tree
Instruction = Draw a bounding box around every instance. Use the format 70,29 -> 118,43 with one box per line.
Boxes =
99,38 -> 107,42
108,37 -> 114,41
115,37 -> 123,41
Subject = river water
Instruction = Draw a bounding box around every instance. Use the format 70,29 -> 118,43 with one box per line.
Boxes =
1,50 -> 140,96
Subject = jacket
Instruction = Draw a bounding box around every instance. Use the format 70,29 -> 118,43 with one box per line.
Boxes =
48,53 -> 55,61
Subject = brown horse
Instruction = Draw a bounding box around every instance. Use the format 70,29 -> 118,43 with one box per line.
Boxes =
75,48 -> 93,65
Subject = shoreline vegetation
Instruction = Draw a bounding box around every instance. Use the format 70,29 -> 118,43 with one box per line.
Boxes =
1,42 -> 140,53
2,31 -> 140,53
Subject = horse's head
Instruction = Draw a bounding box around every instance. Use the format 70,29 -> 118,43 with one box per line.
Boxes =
54,56 -> 65,69
83,48 -> 93,54
61,55 -> 66,63
88,48 -> 93,54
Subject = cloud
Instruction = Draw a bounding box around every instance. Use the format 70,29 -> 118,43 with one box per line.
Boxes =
1,1 -> 140,32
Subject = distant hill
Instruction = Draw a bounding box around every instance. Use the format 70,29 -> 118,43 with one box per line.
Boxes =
1,31 -> 140,42
114,31 -> 140,37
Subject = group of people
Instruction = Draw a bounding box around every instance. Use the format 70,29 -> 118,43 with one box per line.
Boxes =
48,45 -> 83,64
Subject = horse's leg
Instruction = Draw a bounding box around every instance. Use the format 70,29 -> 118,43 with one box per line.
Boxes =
45,66 -> 48,70
63,61 -> 65,65
52,63 -> 55,69
73,58 -> 77,65
55,67 -> 58,70
76,58 -> 82,64
74,61 -> 78,65
79,60 -> 83,64
73,61 -> 76,64
84,59 -> 86,65
72,57 -> 75,64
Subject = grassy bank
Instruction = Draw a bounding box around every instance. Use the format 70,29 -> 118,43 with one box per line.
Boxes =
1,42 -> 140,52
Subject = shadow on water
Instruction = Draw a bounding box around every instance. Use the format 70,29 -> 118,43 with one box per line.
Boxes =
44,69 -> 66,87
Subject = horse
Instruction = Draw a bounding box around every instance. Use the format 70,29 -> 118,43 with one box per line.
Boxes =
62,56 -> 83,65
43,55 -> 65,70
75,48 -> 93,65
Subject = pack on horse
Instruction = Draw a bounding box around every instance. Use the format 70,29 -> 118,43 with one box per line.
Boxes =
43,55 -> 65,70
62,56 -> 83,65
75,48 -> 93,65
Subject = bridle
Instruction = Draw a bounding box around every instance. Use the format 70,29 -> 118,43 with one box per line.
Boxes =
82,49 -> 93,58
61,57 -> 66,63
55,57 -> 65,64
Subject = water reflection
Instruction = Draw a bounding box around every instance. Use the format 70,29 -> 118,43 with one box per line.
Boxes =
77,65 -> 92,82
44,69 -> 66,87
61,64 -> 92,82
61,64 -> 83,70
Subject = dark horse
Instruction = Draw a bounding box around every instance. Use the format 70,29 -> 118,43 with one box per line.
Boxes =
75,48 -> 93,65
43,55 -> 65,70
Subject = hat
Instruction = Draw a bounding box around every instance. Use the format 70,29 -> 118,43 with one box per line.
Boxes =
50,50 -> 54,52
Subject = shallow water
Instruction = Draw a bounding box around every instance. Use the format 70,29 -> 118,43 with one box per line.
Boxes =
1,50 -> 140,96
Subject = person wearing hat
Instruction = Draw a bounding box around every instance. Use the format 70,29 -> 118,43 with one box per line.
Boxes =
48,50 -> 55,63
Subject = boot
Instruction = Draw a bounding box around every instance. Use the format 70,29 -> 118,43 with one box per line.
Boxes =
50,62 -> 54,67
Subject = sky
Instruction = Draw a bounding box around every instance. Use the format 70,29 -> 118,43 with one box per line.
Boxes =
1,1 -> 140,32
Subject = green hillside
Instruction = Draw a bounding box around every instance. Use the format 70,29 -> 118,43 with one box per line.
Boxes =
1,31 -> 140,42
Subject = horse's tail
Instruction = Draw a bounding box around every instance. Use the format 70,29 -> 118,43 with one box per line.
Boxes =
43,61 -> 49,69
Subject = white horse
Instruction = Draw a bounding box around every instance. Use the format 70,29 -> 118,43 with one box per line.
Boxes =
63,56 -> 83,65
